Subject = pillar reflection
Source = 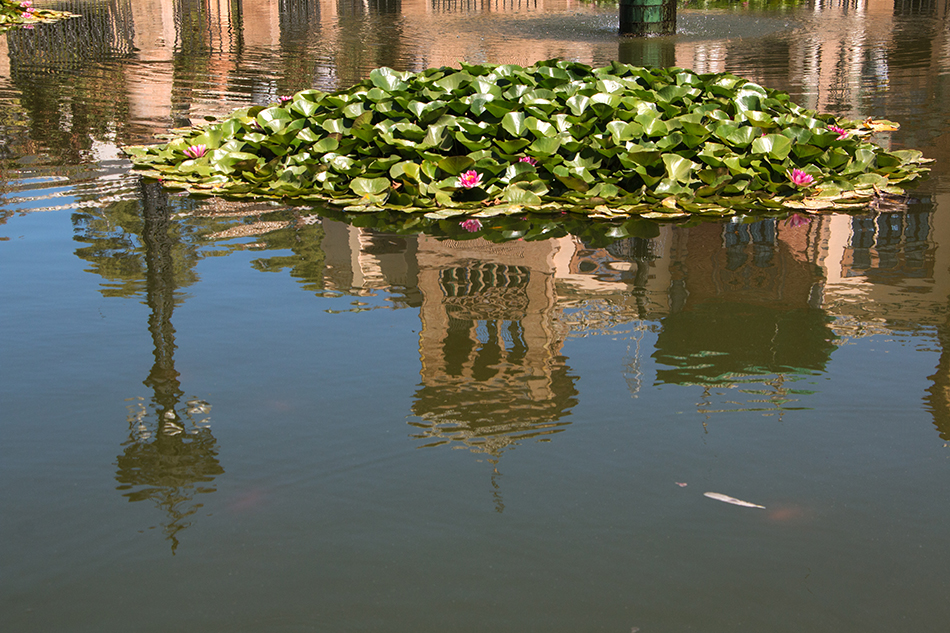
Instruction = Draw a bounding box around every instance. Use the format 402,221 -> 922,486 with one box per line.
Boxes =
409,237 -> 579,510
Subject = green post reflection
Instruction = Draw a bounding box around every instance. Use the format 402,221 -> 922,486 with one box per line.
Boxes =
103,182 -> 223,554
617,32 -> 676,69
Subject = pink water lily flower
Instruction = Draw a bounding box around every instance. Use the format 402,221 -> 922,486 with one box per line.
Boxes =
20,1 -> 33,7
279,95 -> 293,103
788,168 -> 814,187
460,218 -> 483,232
828,125 -> 849,139
458,170 -> 483,189
518,156 -> 538,166
184,144 -> 207,159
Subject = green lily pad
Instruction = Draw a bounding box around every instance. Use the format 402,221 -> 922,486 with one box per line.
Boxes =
124,59 -> 932,221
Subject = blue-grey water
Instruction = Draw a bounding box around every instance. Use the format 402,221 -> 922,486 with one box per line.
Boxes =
2,1 -> 950,631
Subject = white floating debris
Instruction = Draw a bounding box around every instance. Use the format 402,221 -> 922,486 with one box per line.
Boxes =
704,492 -> 765,509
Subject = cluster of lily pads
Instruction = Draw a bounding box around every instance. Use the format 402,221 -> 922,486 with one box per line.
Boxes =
0,0 -> 77,29
125,59 -> 932,221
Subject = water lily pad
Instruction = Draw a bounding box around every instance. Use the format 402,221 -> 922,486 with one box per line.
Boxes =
124,59 -> 932,221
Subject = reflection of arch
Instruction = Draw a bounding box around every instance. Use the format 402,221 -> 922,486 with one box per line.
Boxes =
410,237 -> 579,460
440,262 -> 532,319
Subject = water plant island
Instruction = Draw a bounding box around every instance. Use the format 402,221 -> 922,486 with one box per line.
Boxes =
124,59 -> 932,223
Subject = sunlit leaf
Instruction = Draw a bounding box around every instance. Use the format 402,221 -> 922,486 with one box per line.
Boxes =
751,134 -> 792,161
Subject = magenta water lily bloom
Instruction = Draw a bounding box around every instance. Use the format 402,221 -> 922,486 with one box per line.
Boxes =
460,219 -> 482,232
788,168 -> 814,187
458,170 -> 483,189
828,125 -> 849,139
184,144 -> 207,159
518,156 -> 538,166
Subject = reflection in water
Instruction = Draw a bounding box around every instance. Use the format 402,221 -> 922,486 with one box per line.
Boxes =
5,1 -> 135,162
238,210 -> 422,304
171,196 -> 947,431
110,182 -> 223,553
653,219 -> 838,416
411,241 -> 579,452
3,0 -> 950,628
3,0 -> 948,499
846,207 -> 933,283
410,238 -> 579,510
616,32 -> 676,68
927,310 -> 950,440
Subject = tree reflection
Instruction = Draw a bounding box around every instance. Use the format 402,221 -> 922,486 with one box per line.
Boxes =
103,182 -> 224,553
926,309 -> 950,441
72,192 -> 205,299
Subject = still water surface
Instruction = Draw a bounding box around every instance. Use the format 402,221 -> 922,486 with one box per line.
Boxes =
2,1 -> 950,631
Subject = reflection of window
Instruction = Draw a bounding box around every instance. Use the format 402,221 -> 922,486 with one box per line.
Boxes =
849,216 -> 875,274
893,0 -> 938,16
279,0 -> 321,38
569,237 -> 656,285
847,210 -> 932,280
723,219 -> 775,271
337,0 -> 402,16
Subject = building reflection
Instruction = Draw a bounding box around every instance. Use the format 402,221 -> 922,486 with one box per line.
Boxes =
410,237 -> 579,458
245,189 -> 946,424
652,219 -> 837,394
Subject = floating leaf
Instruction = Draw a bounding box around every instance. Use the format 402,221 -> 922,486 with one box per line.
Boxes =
437,156 -> 476,176
502,111 -> 527,137
350,177 -> 391,196
751,134 -> 793,161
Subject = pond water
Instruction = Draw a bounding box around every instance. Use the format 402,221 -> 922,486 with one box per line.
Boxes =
3,1 -> 950,631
